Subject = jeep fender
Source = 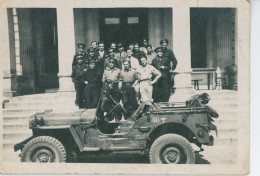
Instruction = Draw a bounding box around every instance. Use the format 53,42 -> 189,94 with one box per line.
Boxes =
14,136 -> 34,151
31,125 -> 84,152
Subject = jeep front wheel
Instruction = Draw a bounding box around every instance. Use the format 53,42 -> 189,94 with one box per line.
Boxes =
149,134 -> 195,164
21,136 -> 66,163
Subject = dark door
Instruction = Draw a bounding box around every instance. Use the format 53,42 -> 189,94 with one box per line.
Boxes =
99,8 -> 148,49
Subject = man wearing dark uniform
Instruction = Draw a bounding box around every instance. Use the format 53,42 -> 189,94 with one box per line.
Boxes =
82,60 -> 101,109
133,43 -> 146,63
104,48 -> 121,69
72,43 -> 88,67
160,39 -> 178,92
119,60 -> 139,119
102,58 -> 122,122
152,47 -> 171,102
86,47 -> 97,65
71,55 -> 87,108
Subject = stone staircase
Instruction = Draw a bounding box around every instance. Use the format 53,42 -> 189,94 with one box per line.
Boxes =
195,90 -> 238,164
2,92 -> 79,162
1,90 -> 238,164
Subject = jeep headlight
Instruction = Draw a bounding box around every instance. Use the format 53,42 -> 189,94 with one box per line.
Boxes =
33,115 -> 45,126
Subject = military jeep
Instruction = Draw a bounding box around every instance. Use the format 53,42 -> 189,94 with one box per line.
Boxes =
14,93 -> 218,164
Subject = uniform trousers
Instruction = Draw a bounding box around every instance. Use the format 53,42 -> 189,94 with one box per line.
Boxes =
74,82 -> 85,108
153,76 -> 170,103
121,83 -> 138,119
139,80 -> 153,102
83,84 -> 100,109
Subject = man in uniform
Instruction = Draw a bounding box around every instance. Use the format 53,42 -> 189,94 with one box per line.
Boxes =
152,47 -> 171,102
160,39 -> 178,92
72,43 -> 88,67
71,55 -> 87,108
102,58 -> 122,122
136,56 -> 161,102
104,48 -> 121,69
133,43 -> 146,63
119,60 -> 139,119
82,60 -> 101,109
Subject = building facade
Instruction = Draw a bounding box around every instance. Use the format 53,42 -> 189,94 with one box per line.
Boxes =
2,0 -> 241,102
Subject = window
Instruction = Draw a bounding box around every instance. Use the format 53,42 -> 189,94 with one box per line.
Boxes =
127,17 -> 139,24
105,18 -> 120,24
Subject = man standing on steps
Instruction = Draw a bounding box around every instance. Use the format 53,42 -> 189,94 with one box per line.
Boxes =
119,60 -> 139,119
71,55 -> 87,108
82,60 -> 101,109
152,47 -> 171,102
136,56 -> 161,102
160,39 -> 178,93
133,43 -> 146,63
72,43 -> 88,67
123,48 -> 140,70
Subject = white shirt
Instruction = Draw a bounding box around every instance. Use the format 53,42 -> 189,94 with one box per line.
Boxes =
123,56 -> 140,70
99,50 -> 104,58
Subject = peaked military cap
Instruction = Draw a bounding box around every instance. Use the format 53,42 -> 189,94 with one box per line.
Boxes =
77,43 -> 86,48
155,47 -> 163,53
89,59 -> 96,64
76,55 -> 84,60
160,39 -> 169,45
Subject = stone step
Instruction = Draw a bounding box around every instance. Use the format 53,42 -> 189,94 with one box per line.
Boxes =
3,116 -> 31,123
3,124 -> 29,131
10,93 -> 76,102
3,132 -> 32,140
213,119 -> 237,126
4,101 -> 77,109
214,138 -> 237,145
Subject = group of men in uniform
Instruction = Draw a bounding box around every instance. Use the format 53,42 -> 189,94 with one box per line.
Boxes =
71,38 -> 177,122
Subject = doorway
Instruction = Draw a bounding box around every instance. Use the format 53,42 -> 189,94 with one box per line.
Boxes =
99,8 -> 148,48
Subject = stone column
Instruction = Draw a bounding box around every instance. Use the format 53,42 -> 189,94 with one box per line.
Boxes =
2,8 -> 12,97
84,9 -> 100,48
169,6 -> 194,103
57,6 -> 76,92
148,9 -> 164,48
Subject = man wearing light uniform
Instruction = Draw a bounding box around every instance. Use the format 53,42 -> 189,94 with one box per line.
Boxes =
136,56 -> 161,102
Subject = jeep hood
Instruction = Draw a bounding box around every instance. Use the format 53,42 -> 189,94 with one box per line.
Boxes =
31,109 -> 97,127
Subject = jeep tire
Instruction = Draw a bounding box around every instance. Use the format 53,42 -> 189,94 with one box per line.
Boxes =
149,134 -> 195,164
21,136 -> 66,163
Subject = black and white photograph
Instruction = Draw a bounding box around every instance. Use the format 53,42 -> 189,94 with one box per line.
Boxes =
0,0 -> 250,174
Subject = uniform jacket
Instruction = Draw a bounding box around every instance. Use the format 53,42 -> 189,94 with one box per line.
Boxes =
71,64 -> 87,84
81,68 -> 101,86
72,52 -> 88,67
152,56 -> 171,78
163,49 -> 177,70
